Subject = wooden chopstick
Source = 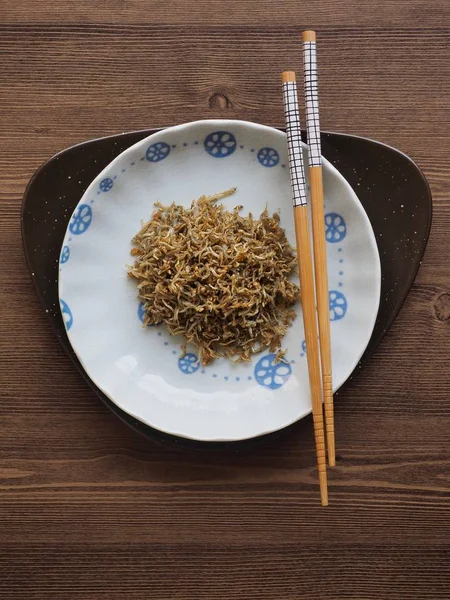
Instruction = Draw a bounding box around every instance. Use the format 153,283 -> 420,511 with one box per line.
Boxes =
281,71 -> 328,506
302,30 -> 335,467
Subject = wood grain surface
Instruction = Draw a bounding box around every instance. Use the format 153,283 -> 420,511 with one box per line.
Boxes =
1,1 -> 450,598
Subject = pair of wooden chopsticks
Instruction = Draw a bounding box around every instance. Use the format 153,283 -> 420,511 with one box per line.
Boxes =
281,31 -> 334,506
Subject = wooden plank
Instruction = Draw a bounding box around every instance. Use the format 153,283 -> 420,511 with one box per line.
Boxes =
1,0 -> 449,27
1,3 -> 449,598
0,545 -> 449,599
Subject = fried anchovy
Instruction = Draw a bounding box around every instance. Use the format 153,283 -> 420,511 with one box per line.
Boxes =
128,189 -> 299,365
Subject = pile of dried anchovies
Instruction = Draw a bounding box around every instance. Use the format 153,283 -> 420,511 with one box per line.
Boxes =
128,189 -> 299,365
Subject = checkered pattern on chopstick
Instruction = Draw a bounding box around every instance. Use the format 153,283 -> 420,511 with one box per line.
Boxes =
302,30 -> 335,468
282,70 -> 328,506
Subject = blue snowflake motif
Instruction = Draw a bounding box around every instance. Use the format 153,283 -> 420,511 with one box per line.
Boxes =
60,245 -> 70,264
254,354 -> 292,390
99,178 -> 113,192
257,147 -> 279,167
60,299 -> 73,331
178,353 -> 200,374
146,142 -> 170,162
325,213 -> 347,243
301,339 -> 307,353
329,290 -> 348,321
137,302 -> 160,326
137,302 -> 146,324
69,204 -> 92,235
204,131 -> 237,158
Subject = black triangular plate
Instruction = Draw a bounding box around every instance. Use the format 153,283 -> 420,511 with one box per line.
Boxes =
21,129 -> 432,451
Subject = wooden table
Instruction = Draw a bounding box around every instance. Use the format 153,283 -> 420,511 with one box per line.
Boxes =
1,2 -> 449,598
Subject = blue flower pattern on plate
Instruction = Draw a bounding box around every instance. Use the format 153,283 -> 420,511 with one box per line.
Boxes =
69,204 -> 92,235
178,353 -> 200,374
329,290 -> 347,321
64,132 -> 351,383
257,147 -> 279,167
325,213 -> 346,243
204,131 -> 236,158
137,302 -> 160,326
254,354 -> 292,389
99,177 -> 113,192
60,245 -> 70,263
146,142 -> 170,162
60,299 -> 73,331
137,302 -> 146,324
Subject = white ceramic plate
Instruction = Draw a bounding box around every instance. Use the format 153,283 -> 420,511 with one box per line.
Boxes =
59,120 -> 380,442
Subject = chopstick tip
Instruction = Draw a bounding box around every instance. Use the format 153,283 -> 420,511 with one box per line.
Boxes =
302,30 -> 316,42
319,471 -> 328,506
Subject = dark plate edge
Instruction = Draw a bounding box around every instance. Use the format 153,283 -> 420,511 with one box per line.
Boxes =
20,129 -> 433,451
323,131 -> 433,367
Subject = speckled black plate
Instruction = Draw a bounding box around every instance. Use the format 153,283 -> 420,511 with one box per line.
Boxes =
21,129 -> 432,451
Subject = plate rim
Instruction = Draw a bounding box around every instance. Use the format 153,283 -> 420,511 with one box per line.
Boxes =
57,119 -> 381,442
